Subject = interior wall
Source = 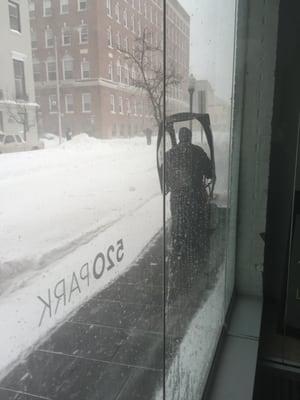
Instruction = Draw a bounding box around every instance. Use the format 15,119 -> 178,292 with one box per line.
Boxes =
263,0 -> 300,303
235,0 -> 280,296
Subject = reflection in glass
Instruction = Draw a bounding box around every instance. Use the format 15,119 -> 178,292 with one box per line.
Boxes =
162,0 -> 237,398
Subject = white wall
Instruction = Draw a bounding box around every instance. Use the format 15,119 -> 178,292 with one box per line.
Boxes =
0,0 -> 38,142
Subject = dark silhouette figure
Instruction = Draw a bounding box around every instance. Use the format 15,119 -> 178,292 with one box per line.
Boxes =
144,128 -> 153,145
165,127 -> 212,290
65,128 -> 72,141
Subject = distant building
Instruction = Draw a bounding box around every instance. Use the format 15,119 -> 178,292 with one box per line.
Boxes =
29,0 -> 190,138
0,1 -> 38,144
193,80 -> 231,132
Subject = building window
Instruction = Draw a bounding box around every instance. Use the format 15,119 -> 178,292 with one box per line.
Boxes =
47,60 -> 56,81
144,2 -> 147,19
60,0 -> 69,14
79,25 -> 88,44
82,93 -> 91,112
116,31 -> 121,49
29,0 -> 35,19
124,37 -> 128,52
81,60 -> 90,79
131,65 -> 136,84
133,98 -> 137,115
65,94 -> 74,113
49,94 -> 58,113
13,59 -> 26,100
123,10 -> 128,28
33,62 -> 40,81
131,15 -> 135,32
43,0 -> 52,16
115,3 -> 120,23
62,26 -> 71,46
124,64 -> 129,85
63,58 -> 73,80
137,19 -> 141,37
78,0 -> 87,11
9,1 -> 21,32
116,60 -> 121,82
110,94 -> 115,113
125,98 -> 131,114
31,29 -> 37,49
150,5 -> 153,23
108,62 -> 113,80
137,0 -> 141,13
118,96 -> 123,114
106,0 -> 111,17
107,26 -> 113,48
45,28 -> 54,48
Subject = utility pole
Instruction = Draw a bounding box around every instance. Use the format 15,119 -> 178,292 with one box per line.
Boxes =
188,74 -> 196,133
54,36 -> 63,144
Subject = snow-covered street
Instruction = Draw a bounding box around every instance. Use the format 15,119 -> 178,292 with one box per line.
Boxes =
0,135 -> 162,295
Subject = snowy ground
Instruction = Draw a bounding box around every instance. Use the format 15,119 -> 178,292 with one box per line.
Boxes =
0,135 -> 162,296
0,131 -> 229,296
0,131 -> 230,376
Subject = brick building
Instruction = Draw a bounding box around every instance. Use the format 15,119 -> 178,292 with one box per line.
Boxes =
29,0 -> 190,138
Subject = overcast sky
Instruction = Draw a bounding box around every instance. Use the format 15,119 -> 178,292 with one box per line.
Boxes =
179,0 -> 237,101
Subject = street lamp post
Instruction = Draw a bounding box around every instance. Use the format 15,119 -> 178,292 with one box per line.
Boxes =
188,74 -> 196,132
54,36 -> 63,144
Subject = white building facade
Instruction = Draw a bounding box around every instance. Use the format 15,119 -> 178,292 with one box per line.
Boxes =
0,0 -> 38,143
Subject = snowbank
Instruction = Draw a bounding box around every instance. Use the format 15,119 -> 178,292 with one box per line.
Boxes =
0,135 -> 160,296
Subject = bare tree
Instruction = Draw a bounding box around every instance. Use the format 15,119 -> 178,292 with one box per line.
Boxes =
6,101 -> 35,141
119,28 -> 182,129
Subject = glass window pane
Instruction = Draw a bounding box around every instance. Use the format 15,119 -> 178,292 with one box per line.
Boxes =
1,0 -> 164,397
9,1 -> 21,32
163,0 -> 237,397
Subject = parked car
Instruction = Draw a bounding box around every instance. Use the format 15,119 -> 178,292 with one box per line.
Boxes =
0,132 -> 44,154
40,133 -> 63,148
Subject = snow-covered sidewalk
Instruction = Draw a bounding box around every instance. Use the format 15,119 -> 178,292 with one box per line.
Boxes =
0,132 -> 230,377
0,135 -> 165,376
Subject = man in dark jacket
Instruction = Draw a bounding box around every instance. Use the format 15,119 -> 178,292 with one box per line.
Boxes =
165,127 -> 212,288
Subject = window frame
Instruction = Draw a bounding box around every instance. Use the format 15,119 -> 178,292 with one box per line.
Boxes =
63,58 -> 74,80
78,0 -> 87,12
79,24 -> 88,44
110,94 -> 115,113
13,58 -> 26,100
45,28 -> 54,48
82,92 -> 91,113
81,59 -> 90,79
106,0 -> 112,17
33,61 -> 41,81
108,62 -> 113,81
29,0 -> 35,19
60,0 -> 69,15
43,0 -> 52,17
115,2 -> 120,23
49,94 -> 58,113
62,25 -> 71,46
8,1 -> 21,33
46,60 -> 56,81
118,96 -> 123,114
65,94 -> 74,113
107,25 -> 113,48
